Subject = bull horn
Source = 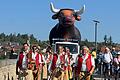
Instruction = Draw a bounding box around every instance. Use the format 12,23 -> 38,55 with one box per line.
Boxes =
50,2 -> 60,13
75,5 -> 85,15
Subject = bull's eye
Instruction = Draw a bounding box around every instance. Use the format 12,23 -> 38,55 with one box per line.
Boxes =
59,13 -> 64,17
73,13 -> 76,17
71,13 -> 75,17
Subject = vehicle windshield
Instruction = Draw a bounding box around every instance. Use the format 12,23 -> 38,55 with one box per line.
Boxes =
56,43 -> 78,54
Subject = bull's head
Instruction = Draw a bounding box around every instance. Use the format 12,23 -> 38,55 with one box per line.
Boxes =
50,2 -> 85,26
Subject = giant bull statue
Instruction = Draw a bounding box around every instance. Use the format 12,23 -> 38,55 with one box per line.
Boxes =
49,3 -> 85,45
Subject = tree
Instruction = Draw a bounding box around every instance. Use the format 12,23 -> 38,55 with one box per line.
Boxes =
9,33 -> 14,42
109,36 -> 112,45
9,33 -> 17,42
0,33 -> 6,42
104,35 -> 107,45
80,39 -> 94,48
30,34 -> 38,44
106,36 -> 113,46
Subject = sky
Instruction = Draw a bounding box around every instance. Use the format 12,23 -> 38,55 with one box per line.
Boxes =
0,0 -> 120,43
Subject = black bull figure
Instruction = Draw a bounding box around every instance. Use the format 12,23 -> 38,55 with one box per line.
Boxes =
49,3 -> 85,45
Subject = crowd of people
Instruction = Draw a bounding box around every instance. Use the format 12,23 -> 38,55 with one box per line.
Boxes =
15,42 -> 120,80
95,46 -> 120,80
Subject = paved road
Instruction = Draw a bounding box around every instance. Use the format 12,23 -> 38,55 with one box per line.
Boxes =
0,64 -> 17,80
93,74 -> 120,80
0,59 -> 17,67
94,78 -> 120,80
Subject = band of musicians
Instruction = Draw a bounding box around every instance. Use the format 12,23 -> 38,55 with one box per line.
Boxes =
16,42 -> 95,80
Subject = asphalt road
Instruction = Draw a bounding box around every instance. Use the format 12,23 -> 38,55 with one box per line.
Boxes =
0,59 -> 17,67
93,74 -> 120,80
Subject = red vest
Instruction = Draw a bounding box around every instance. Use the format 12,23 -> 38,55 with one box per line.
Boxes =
60,54 -> 65,64
68,54 -> 71,71
46,54 -> 52,63
35,53 -> 43,69
50,53 -> 67,71
17,52 -> 26,69
60,54 -> 66,70
76,54 -> 92,74
51,54 -> 58,71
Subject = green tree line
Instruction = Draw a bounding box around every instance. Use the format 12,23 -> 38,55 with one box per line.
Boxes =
0,33 -> 49,49
0,33 -> 119,50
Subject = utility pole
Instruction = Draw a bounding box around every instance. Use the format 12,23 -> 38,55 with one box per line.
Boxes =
93,20 -> 100,53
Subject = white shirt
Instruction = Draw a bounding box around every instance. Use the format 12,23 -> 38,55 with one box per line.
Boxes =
22,52 -> 27,69
81,54 -> 88,71
32,52 -> 37,60
103,52 -> 113,63
76,54 -> 95,71
56,52 -> 65,67
39,54 -> 46,64
48,55 -> 53,73
65,54 -> 69,66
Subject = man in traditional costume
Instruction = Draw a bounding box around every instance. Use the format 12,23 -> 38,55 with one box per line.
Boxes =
27,45 -> 39,80
45,46 -> 53,79
35,49 -> 46,80
75,46 -> 95,80
65,47 -> 73,80
49,46 -> 69,80
16,43 -> 33,80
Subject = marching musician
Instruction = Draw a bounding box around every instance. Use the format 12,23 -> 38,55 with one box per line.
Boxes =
75,46 -> 95,80
49,46 -> 69,80
35,47 -> 46,80
29,45 -> 39,80
65,47 -> 73,80
45,46 -> 53,64
45,46 -> 53,79
56,46 -> 66,80
16,43 -> 33,80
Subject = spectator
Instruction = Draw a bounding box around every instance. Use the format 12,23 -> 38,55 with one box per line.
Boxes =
111,47 -> 117,58
113,51 -> 120,80
102,47 -> 113,80
91,48 -> 97,59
